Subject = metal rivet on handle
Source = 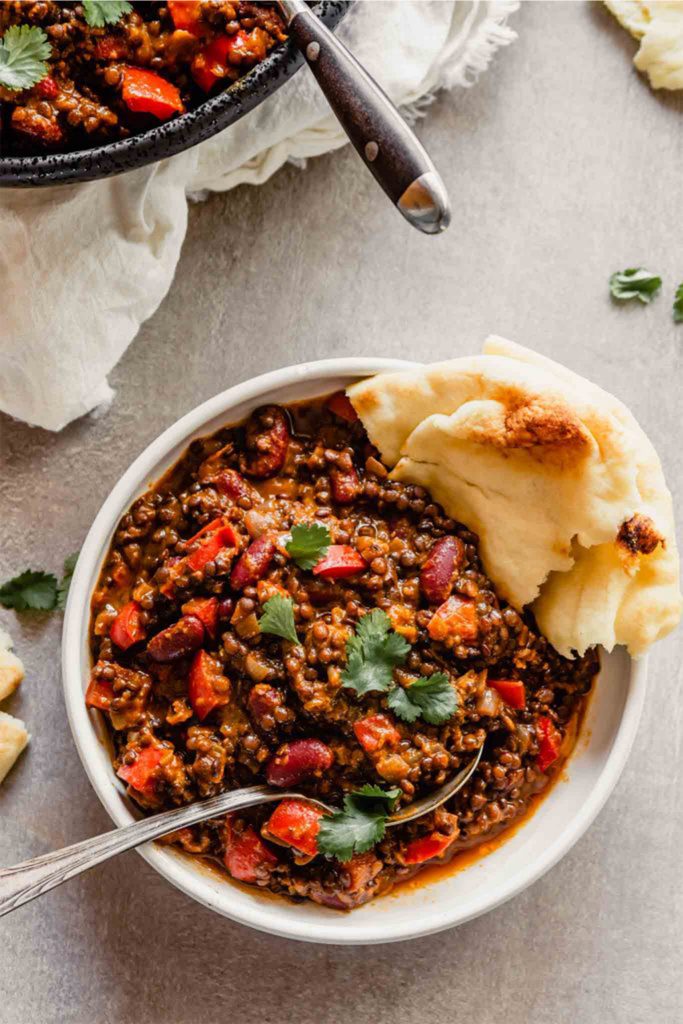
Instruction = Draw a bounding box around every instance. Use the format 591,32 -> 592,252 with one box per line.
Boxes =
306,41 -> 320,61
365,141 -> 379,162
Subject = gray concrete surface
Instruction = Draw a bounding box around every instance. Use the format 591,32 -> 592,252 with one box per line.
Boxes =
1,3 -> 681,1022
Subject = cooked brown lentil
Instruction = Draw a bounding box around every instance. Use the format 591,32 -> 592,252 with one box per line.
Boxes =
88,392 -> 598,910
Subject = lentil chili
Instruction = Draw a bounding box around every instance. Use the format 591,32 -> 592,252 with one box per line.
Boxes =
0,2 -> 287,154
88,393 -> 598,909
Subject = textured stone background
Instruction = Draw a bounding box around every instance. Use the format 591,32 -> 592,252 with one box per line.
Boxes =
1,4 -> 681,1023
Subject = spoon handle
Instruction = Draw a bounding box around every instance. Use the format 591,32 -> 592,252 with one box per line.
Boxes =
279,0 -> 451,234
0,784 -> 281,918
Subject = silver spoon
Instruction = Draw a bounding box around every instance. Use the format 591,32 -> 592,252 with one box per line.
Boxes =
277,0 -> 451,234
0,746 -> 481,918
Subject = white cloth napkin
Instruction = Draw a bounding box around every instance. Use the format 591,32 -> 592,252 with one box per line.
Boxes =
0,0 -> 517,432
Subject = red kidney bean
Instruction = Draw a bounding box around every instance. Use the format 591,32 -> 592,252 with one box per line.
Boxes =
240,406 -> 289,478
146,615 -> 204,663
420,536 -> 465,604
330,465 -> 361,504
214,468 -> 253,503
248,684 -> 285,728
266,738 -> 334,788
217,597 -> 235,622
230,535 -> 276,590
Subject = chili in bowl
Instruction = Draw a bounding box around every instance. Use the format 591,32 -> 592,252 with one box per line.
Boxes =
62,359 -> 647,943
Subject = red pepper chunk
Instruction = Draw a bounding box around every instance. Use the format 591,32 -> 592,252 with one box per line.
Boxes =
121,67 -> 184,120
537,716 -> 562,772
427,595 -> 478,643
489,678 -> 525,710
117,746 -> 164,797
326,391 -> 358,423
403,832 -> 455,865
354,714 -> 401,754
330,466 -> 361,504
192,30 -> 267,92
85,676 -> 114,711
168,0 -> 203,34
312,545 -> 366,580
181,597 -> 219,639
161,518 -> 239,596
189,650 -> 231,721
224,821 -> 279,883
263,799 -> 324,858
36,75 -> 58,98
110,600 -> 145,650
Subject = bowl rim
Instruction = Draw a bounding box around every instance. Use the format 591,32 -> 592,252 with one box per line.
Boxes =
0,1 -> 349,188
62,357 -> 648,944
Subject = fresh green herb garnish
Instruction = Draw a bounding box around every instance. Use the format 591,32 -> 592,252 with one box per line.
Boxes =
0,25 -> 50,92
341,609 -> 410,697
82,0 -> 133,28
387,672 -> 458,725
258,594 -> 299,645
286,523 -> 330,571
317,784 -> 401,862
673,283 -> 683,323
0,570 -> 58,612
609,267 -> 662,304
56,551 -> 79,611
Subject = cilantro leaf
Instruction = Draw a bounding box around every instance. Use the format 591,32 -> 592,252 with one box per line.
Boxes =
609,268 -> 662,304
0,25 -> 50,92
341,609 -> 410,697
286,523 -> 330,570
57,551 -> 80,611
82,1 -> 133,28
387,673 -> 458,725
317,785 -> 401,862
673,283 -> 683,323
258,594 -> 299,645
0,570 -> 58,611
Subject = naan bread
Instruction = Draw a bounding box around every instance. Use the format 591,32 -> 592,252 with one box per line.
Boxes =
605,1 -> 683,90
0,711 -> 29,784
348,338 -> 681,657
0,627 -> 25,703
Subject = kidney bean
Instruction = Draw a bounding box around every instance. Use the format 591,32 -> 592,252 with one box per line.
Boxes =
420,536 -> 465,604
248,683 -> 285,729
330,465 -> 361,504
217,597 -> 235,622
214,468 -> 253,503
240,405 -> 289,478
147,615 -> 204,663
266,738 -> 334,787
230,535 -> 276,590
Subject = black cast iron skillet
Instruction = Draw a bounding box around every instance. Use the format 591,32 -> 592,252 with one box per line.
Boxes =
0,1 -> 349,189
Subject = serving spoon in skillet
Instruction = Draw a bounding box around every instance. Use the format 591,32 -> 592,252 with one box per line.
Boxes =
276,0 -> 451,234
0,746 -> 482,918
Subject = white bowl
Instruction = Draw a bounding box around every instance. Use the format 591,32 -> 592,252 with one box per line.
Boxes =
62,358 -> 648,945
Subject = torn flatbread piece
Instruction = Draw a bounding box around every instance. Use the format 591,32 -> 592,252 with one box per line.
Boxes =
348,338 -> 681,657
0,710 -> 29,784
605,1 -> 683,90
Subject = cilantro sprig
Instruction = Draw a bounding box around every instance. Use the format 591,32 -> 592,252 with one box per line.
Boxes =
258,594 -> 299,645
0,25 -> 50,92
387,672 -> 458,725
82,1 -> 133,28
286,523 -> 330,571
609,267 -> 662,304
673,283 -> 683,323
0,552 -> 79,613
317,784 -> 401,862
341,610 -> 457,725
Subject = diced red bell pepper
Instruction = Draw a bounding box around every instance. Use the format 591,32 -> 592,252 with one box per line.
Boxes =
185,517 -> 239,573
192,30 -> 265,92
403,832 -> 455,865
354,714 -> 401,754
262,799 -> 324,858
168,0 -> 203,34
117,746 -> 164,797
488,678 -> 526,710
36,75 -> 58,98
110,600 -> 145,650
326,391 -> 358,423
230,536 -> 275,590
427,595 -> 479,643
224,821 -> 279,882
85,676 -> 114,711
537,716 -> 562,772
121,67 -> 184,120
181,596 -> 219,639
312,545 -> 366,580
188,649 -> 231,721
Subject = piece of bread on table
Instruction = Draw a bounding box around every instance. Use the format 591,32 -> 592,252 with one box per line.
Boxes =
0,710 -> 30,784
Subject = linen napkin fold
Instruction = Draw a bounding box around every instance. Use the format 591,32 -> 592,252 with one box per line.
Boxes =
0,0 -> 518,432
